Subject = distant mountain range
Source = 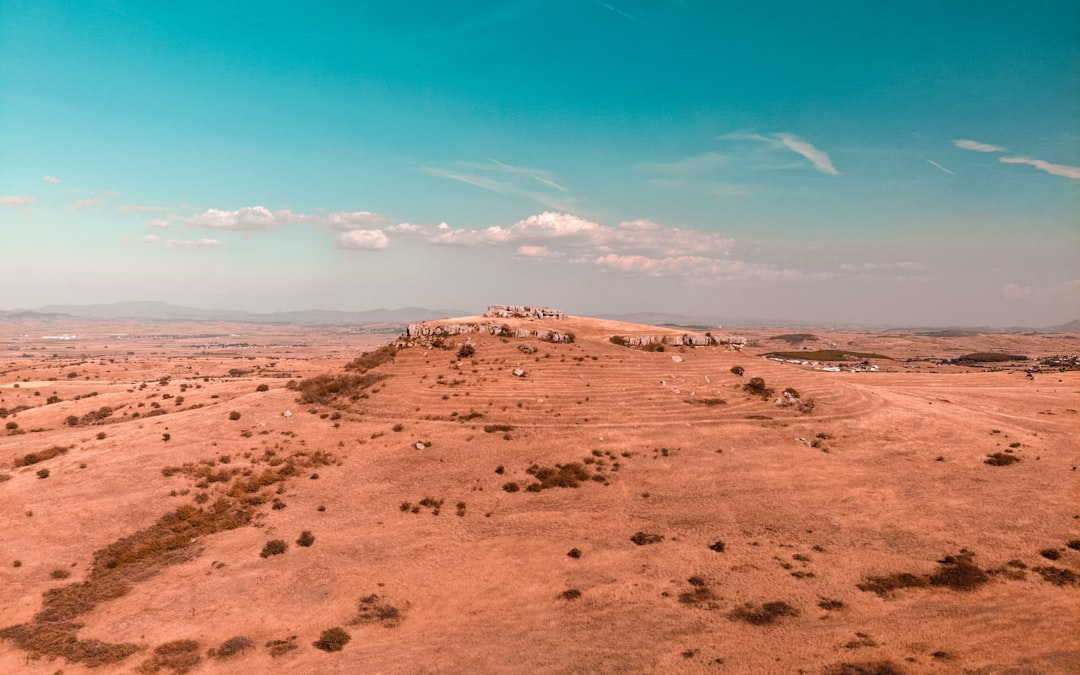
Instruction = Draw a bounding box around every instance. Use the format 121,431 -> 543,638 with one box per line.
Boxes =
0,301 -> 1075,332
0,301 -> 469,325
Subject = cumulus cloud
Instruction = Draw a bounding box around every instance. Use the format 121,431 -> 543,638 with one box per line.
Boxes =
0,196 -> 33,207
998,156 -> 1080,180
165,238 -> 223,248
146,218 -> 170,229
515,245 -> 552,258
335,229 -> 389,250
72,198 -> 106,210
325,211 -> 387,231
186,206 -> 312,232
43,176 -> 60,184
953,139 -> 1005,153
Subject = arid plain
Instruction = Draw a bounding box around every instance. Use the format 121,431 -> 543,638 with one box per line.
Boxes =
1,312 -> 1077,674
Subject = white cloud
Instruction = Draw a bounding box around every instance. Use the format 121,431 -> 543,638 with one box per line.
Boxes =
186,206 -> 311,232
840,262 -> 927,272
325,211 -> 387,231
335,229 -> 389,250
72,198 -> 106,210
953,139 -> 1005,153
140,234 -> 161,244
998,156 -> 1080,180
43,176 -> 60,184
515,245 -> 552,258
422,159 -> 576,211
1002,283 -> 1032,299
772,133 -> 839,176
0,196 -> 33,207
146,218 -> 171,229
165,238 -> 223,248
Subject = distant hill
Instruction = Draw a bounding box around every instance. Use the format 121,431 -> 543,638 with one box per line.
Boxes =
1043,319 -> 1080,333
15,301 -> 468,325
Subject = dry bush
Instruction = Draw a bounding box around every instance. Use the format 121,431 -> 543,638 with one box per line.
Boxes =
313,627 -> 351,652
927,553 -> 989,591
678,577 -> 714,606
266,635 -> 298,657
743,377 -> 773,399
344,345 -> 397,372
686,398 -> 726,406
630,532 -> 664,546
525,462 -> 593,489
260,539 -> 287,558
139,639 -> 201,674
484,424 -> 514,433
727,601 -> 799,625
208,635 -> 254,659
295,372 -> 385,405
352,594 -> 403,627
297,530 -> 315,547
857,572 -> 927,597
984,452 -> 1020,466
0,621 -> 138,667
1033,566 -> 1078,586
561,589 -> 582,600
818,598 -> 845,610
14,445 -> 70,467
822,662 -> 906,675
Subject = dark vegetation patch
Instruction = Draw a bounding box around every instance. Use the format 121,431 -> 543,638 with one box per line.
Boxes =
344,345 -> 397,372
730,365 -> 744,376
352,594 -> 403,627
951,352 -> 1027,364
709,540 -> 726,553
859,551 -> 990,598
525,462 -> 593,489
630,532 -> 664,546
678,577 -> 715,606
686,398 -> 726,406
771,333 -> 818,345
260,539 -> 287,558
857,573 -> 928,597
818,598 -> 845,611
1033,566 -> 1078,586
743,377 -> 773,399
763,350 -> 891,361
297,531 -> 315,547
313,627 -> 351,652
822,661 -> 906,675
208,636 -> 254,659
727,601 -> 799,625
139,639 -> 201,674
1039,548 -> 1061,561
292,372 -> 385,405
985,452 -> 1020,466
561,589 -> 582,601
484,424 -> 514,433
265,636 -> 298,657
13,445 -> 70,467
567,548 -> 582,558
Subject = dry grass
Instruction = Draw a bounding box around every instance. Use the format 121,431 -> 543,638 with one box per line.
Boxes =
139,639 -> 200,673
727,601 -> 799,625
13,445 -> 70,467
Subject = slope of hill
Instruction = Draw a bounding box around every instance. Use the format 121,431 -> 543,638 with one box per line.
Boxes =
0,314 -> 1077,674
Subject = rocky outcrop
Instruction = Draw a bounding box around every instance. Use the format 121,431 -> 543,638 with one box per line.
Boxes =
402,321 -> 574,345
612,334 -> 746,350
484,305 -> 564,320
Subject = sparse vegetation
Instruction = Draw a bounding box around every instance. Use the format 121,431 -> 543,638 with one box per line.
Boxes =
727,601 -> 799,625
265,636 -> 298,657
140,639 -> 201,674
951,352 -> 1027,364
857,572 -> 928,597
228,411 -> 241,420
260,539 -> 287,558
818,598 -> 845,610
630,532 -> 664,546
561,589 -> 582,600
295,372 -> 385,404
1033,566 -> 1078,586
256,383 -> 269,392
313,627 -> 351,652
352,594 -> 403,627
822,662 -> 906,675
297,530 -> 315,547
208,636 -> 254,659
743,377 -> 773,399
763,350 -> 891,361
14,445 -> 70,467
484,424 -> 514,433
985,452 -> 1020,466
456,343 -> 475,358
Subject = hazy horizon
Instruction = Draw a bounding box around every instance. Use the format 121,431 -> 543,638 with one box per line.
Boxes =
2,2 -> 1078,326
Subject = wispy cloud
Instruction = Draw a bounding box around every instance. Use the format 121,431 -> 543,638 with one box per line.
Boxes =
422,159 -> 576,211
594,1 -> 645,24
146,218 -> 171,229
719,132 -> 839,176
953,139 -> 1005,153
139,234 -> 161,244
1002,283 -> 1031,299
119,204 -> 170,213
326,211 -> 387,231
998,156 -> 1080,180
71,198 -> 106,210
0,196 -> 33,208
43,175 -> 60,184
925,159 -> 954,175
165,238 -> 223,248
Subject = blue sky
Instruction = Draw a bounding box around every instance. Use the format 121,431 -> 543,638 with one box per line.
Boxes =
1,0 -> 1077,325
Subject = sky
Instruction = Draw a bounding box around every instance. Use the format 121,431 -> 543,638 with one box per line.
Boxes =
1,0 -> 1078,327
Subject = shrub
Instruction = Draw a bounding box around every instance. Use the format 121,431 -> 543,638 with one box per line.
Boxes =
1039,548 -> 1061,561
313,627 -> 351,652
50,568 -> 71,579
36,468 -> 50,479
266,636 -> 298,657
630,532 -> 664,546
985,452 -> 1019,466
561,589 -> 582,600
5,421 -> 17,430
228,411 -> 241,421
822,662 -> 906,675
857,573 -> 927,597
295,372 -> 384,404
162,433 -> 171,442
96,432 -> 106,440
484,424 -> 514,433
1033,566 -> 1078,586
743,377 -> 773,399
256,384 -> 269,392
14,445 -> 69,467
567,548 -> 582,558
456,344 -> 475,358
209,636 -> 254,659
708,540 -> 726,553
502,482 -> 520,493
297,531 -> 315,547
525,462 -> 593,489
818,598 -> 845,610
727,600 -> 799,625
344,345 -> 397,372
730,366 -> 744,376
260,540 -> 287,558
353,594 -> 403,627
143,639 -> 201,674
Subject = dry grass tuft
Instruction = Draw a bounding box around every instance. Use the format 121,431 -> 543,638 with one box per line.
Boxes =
727,601 -> 799,625
208,635 -> 254,659
139,639 -> 201,674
